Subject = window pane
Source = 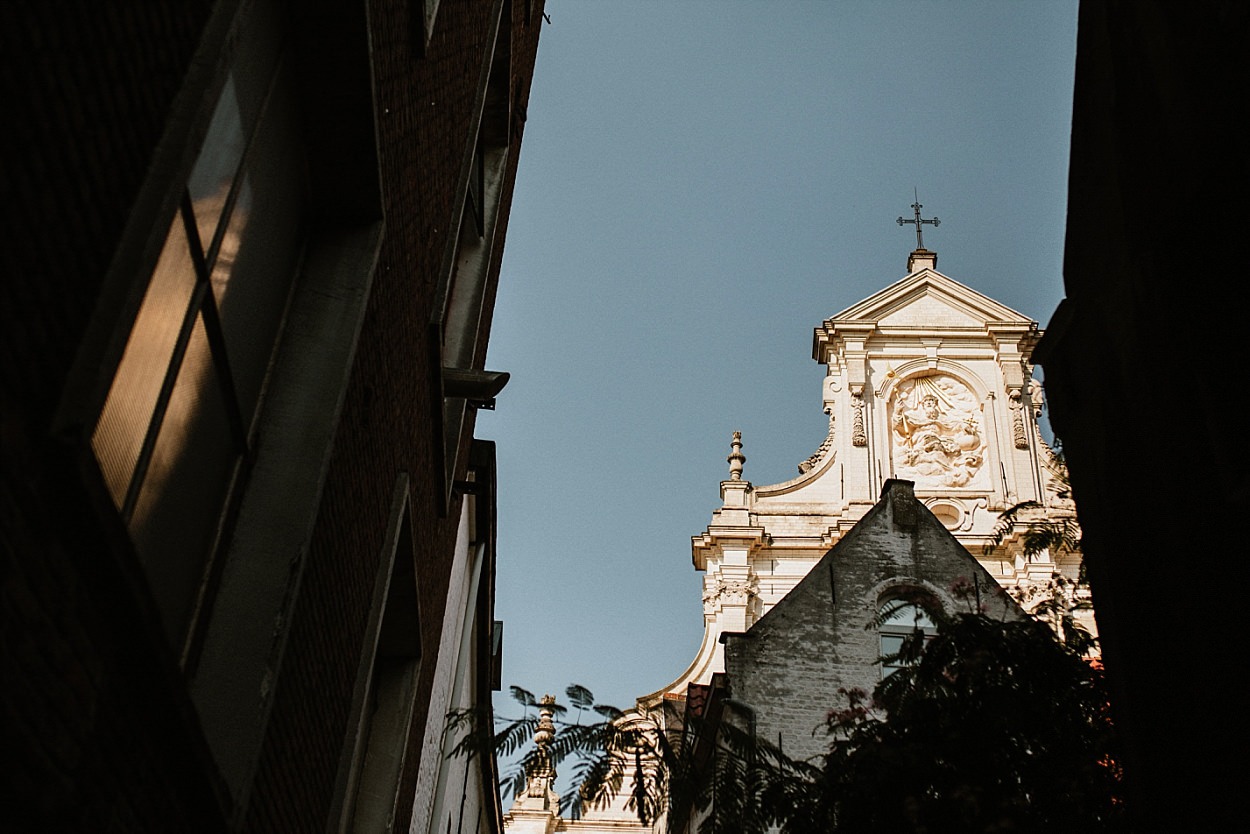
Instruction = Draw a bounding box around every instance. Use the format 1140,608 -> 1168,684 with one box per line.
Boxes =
188,75 -> 246,250
186,2 -> 283,254
209,61 -> 306,423
129,314 -> 238,643
881,602 -> 934,630
93,211 -> 198,508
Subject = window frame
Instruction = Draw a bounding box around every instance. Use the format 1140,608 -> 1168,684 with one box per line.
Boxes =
53,0 -> 387,813
88,17 -> 308,659
878,598 -> 937,678
332,474 -> 424,833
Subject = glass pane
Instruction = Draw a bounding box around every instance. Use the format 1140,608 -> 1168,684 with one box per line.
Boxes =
187,0 -> 286,254
881,602 -> 934,630
209,61 -> 306,423
93,211 -> 198,508
188,75 -> 246,249
129,314 -> 238,644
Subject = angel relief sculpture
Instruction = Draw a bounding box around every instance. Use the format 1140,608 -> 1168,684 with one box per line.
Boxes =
890,375 -> 987,489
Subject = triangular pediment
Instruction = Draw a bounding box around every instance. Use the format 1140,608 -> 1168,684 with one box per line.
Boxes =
828,269 -> 1032,329
878,292 -> 984,328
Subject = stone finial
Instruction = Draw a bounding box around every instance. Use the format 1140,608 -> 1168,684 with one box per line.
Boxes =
727,431 -> 746,480
516,695 -> 560,806
534,694 -> 556,747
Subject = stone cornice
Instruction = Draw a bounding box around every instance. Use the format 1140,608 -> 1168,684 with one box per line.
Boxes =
691,526 -> 768,571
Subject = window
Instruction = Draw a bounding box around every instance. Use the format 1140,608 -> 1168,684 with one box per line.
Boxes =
415,0 -> 443,53
91,24 -> 307,654
341,479 -> 423,833
878,599 -> 936,678
413,440 -> 500,834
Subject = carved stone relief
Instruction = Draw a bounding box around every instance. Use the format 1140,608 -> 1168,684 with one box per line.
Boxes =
889,374 -> 988,489
1009,388 -> 1029,449
851,389 -> 866,447
1028,378 -> 1045,415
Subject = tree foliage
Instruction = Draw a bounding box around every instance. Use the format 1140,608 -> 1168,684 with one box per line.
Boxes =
984,448 -> 1082,568
446,684 -> 663,820
656,607 -> 1124,834
461,443 -> 1117,829
804,613 -> 1125,833
454,604 -> 1124,833
983,449 -> 1096,655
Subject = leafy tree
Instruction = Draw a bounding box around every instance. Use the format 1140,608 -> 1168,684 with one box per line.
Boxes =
984,446 -> 1081,565
984,449 -> 1095,655
446,684 -> 663,822
452,608 -> 1124,833
453,589 -> 1123,833
658,602 -> 1124,834
800,612 -> 1126,833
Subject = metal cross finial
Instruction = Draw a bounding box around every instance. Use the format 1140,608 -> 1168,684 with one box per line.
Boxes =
897,191 -> 940,249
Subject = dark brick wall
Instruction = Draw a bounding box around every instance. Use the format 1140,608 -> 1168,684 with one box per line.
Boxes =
1034,3 -> 1248,828
1,441 -> 229,831
1,0 -> 544,830
1,2 -> 227,829
242,2 -> 543,831
0,1 -> 214,421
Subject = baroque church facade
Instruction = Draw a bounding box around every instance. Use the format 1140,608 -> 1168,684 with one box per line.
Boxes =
644,246 -> 1083,718
505,245 -> 1083,833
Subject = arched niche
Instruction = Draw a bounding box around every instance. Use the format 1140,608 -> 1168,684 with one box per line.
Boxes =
878,366 -> 992,491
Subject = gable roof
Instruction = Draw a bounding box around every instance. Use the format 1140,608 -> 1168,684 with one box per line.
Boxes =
813,268 -> 1039,362
718,479 -> 1023,762
827,268 -> 1034,327
743,479 -> 1017,635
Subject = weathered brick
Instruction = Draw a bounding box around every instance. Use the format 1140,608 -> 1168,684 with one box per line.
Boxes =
724,480 -> 1021,763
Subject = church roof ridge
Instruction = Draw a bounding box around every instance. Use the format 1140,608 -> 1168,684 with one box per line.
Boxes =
824,268 -> 1035,326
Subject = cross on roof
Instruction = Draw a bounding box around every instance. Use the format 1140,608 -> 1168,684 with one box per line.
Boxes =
897,194 -> 940,250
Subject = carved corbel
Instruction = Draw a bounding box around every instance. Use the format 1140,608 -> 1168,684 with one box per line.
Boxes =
1028,378 -> 1045,417
822,371 -> 841,408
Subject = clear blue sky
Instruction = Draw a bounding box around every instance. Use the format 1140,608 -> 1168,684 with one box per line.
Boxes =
478,1 -> 1079,714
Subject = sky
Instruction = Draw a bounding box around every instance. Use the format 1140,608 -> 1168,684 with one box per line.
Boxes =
478,1 -> 1079,716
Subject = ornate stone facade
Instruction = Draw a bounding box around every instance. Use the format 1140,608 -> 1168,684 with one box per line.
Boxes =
627,249 -> 1086,717
510,248 -> 1089,833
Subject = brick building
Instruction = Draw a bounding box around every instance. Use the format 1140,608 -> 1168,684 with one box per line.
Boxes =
721,479 -> 1021,764
1,1 -> 544,831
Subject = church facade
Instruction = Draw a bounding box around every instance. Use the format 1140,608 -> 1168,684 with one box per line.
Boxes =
641,246 -> 1082,721
504,246 -> 1083,832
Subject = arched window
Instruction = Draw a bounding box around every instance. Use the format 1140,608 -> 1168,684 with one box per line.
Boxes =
878,600 -> 936,677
